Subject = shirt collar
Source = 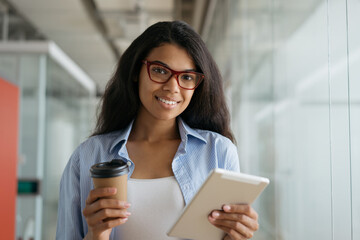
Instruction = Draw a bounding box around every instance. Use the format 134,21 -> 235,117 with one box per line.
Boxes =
177,118 -> 207,144
109,117 -> 207,154
109,120 -> 134,154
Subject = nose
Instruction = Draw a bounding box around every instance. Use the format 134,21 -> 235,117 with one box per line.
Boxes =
163,74 -> 180,92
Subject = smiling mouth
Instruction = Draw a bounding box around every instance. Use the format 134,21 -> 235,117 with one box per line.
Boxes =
156,96 -> 178,105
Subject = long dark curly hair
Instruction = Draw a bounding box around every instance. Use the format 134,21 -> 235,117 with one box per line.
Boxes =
92,21 -> 235,142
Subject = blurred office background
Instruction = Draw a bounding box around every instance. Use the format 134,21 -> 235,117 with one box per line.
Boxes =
0,0 -> 358,239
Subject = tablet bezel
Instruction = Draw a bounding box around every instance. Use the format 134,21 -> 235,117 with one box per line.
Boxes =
167,168 -> 269,240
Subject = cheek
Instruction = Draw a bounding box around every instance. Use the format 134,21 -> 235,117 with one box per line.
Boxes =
183,91 -> 195,104
189,90 -> 195,99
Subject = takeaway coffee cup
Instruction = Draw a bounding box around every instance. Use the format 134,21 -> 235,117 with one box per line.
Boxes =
90,158 -> 129,201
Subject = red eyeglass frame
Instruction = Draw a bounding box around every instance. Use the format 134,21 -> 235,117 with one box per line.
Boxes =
142,60 -> 204,90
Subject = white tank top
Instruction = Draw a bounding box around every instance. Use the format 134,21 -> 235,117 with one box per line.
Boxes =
114,176 -> 185,240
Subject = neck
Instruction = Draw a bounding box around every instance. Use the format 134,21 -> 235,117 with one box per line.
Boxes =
129,110 -> 180,142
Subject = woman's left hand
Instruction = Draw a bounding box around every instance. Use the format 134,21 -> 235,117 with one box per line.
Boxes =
208,204 -> 259,240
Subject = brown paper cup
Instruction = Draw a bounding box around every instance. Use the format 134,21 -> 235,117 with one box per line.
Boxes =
90,158 -> 129,201
92,174 -> 128,201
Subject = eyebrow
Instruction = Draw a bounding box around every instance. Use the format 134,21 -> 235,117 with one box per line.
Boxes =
152,60 -> 197,72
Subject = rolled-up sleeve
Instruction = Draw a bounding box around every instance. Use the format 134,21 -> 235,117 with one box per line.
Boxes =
56,149 -> 84,239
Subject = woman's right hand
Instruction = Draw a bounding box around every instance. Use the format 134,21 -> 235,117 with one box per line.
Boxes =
83,187 -> 131,240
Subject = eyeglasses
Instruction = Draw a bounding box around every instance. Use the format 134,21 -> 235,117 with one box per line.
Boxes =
142,60 -> 204,90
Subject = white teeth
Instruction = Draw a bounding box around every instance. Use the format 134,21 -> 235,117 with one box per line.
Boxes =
158,97 -> 177,105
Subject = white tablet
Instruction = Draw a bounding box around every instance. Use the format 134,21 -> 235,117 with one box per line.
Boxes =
167,168 -> 269,240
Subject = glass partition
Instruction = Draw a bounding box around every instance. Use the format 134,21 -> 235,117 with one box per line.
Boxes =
205,0 -> 358,239
16,54 -> 45,240
348,0 -> 360,238
0,42 -> 96,240
42,57 -> 95,239
0,54 -> 18,85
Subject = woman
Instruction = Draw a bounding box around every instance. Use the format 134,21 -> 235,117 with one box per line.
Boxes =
56,21 -> 259,240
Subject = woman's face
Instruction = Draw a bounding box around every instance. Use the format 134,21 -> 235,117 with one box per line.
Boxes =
137,43 -> 196,122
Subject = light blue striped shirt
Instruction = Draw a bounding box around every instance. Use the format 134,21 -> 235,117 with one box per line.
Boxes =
56,118 -> 240,239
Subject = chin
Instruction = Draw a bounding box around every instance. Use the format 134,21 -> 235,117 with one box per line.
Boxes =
152,112 -> 181,121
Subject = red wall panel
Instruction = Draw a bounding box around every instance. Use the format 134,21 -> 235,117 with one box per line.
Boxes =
0,76 -> 19,239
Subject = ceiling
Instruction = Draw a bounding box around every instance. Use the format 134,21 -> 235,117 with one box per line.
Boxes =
2,0 -> 209,94
0,0 -> 323,96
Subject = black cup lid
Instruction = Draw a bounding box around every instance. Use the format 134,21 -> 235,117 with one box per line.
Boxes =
90,158 -> 129,178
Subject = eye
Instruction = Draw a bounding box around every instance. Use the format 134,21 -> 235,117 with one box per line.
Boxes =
181,74 -> 195,81
151,66 -> 168,75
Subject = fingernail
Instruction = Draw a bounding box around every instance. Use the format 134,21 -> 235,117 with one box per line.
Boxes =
109,188 -> 116,193
122,218 -> 128,222
223,205 -> 231,211
125,212 -> 131,216
212,212 -> 220,218
125,202 -> 131,208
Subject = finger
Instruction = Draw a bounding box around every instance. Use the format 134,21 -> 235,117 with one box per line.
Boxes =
83,198 -> 130,217
87,208 -> 131,226
94,217 -> 129,231
209,217 -> 254,239
214,224 -> 247,240
211,211 -> 259,231
86,188 -> 117,204
223,204 -> 258,220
